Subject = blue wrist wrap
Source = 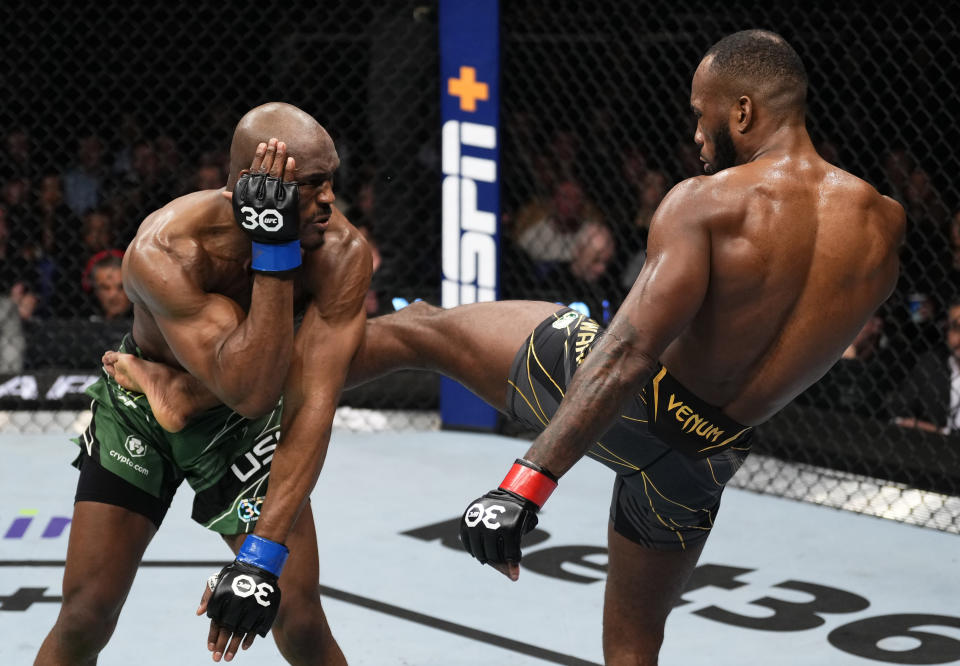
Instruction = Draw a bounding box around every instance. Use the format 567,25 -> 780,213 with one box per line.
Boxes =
237,535 -> 289,576
251,240 -> 301,272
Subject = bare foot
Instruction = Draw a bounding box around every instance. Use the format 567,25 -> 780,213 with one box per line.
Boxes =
102,351 -> 190,432
103,351 -> 146,393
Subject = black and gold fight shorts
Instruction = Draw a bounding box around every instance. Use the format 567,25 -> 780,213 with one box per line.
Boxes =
505,308 -> 754,551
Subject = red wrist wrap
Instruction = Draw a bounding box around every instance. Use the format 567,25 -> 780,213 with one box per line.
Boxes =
499,462 -> 558,508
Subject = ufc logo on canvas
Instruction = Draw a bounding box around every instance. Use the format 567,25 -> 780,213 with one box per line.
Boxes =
464,503 -> 506,529
239,206 -> 284,232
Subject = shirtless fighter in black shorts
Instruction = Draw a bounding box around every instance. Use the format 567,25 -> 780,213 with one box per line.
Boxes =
346,29 -> 904,663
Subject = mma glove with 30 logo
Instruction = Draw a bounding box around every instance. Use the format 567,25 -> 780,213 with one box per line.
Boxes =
207,535 -> 287,637
459,459 -> 558,565
232,172 -> 301,272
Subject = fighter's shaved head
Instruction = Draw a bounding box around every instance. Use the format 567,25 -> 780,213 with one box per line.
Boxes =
227,102 -> 339,188
700,29 -> 807,115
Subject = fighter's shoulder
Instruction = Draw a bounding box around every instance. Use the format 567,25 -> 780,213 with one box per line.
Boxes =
653,174 -> 741,228
829,167 -> 905,233
125,191 -> 223,289
131,190 -> 222,250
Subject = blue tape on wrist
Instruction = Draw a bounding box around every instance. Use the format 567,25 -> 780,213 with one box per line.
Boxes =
251,240 -> 301,272
237,535 -> 289,576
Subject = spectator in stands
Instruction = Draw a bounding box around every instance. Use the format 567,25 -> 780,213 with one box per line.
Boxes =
64,133 -> 108,216
86,252 -> 132,322
0,204 -> 37,320
0,292 -> 25,373
885,290 -> 943,372
58,207 -> 120,313
0,190 -> 56,319
619,167 -> 669,289
549,221 -> 620,324
947,209 -> 960,303
108,140 -> 176,243
154,134 -> 182,185
2,175 -> 31,229
880,147 -> 914,205
501,110 -> 544,212
110,113 -> 145,177
890,298 -> 960,434
898,166 -> 951,306
80,207 -> 117,256
801,309 -> 895,418
632,169 -> 669,235
513,179 -> 604,263
190,161 -> 226,193
33,172 -> 78,261
0,127 -> 35,182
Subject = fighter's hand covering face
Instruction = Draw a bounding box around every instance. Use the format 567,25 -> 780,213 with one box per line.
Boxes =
228,140 -> 302,272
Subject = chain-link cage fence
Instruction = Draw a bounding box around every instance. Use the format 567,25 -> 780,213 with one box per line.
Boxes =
0,1 -> 443,429
498,1 -> 960,531
1,2 -> 959,529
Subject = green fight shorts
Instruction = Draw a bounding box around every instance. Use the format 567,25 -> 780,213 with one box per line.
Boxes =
72,334 -> 282,535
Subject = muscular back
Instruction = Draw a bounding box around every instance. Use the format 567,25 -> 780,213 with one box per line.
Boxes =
657,152 -> 904,424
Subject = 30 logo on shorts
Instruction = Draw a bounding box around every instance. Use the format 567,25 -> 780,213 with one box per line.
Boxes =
237,496 -> 264,523
124,435 -> 147,458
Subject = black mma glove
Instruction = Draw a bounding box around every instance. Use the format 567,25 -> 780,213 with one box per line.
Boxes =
232,171 -> 301,272
459,458 -> 558,565
207,535 -> 288,637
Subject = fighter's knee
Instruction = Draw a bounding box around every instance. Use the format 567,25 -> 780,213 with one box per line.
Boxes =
402,299 -> 442,319
49,598 -> 122,658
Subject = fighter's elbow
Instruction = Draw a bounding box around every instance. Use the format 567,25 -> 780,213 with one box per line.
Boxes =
228,384 -> 284,419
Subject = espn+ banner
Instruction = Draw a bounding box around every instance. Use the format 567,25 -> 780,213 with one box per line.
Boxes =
439,0 -> 500,430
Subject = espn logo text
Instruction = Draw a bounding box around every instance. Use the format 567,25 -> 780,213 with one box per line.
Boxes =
441,120 -> 497,307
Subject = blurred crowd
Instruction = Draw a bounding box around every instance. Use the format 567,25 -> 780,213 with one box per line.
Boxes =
1,122 -> 958,436
497,123 -> 960,436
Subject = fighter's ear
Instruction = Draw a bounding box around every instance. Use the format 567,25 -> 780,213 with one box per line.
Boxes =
734,95 -> 754,133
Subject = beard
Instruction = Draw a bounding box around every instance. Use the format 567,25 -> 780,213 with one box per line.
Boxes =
706,125 -> 737,174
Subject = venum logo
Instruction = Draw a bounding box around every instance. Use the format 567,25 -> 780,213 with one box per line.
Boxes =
124,435 -> 147,458
441,119 -> 497,308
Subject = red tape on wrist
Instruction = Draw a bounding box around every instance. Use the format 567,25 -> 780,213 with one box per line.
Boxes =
499,462 -> 558,508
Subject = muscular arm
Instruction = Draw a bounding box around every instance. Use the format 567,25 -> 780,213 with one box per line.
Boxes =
128,247 -> 295,419
525,180 -> 713,476
252,235 -> 372,543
